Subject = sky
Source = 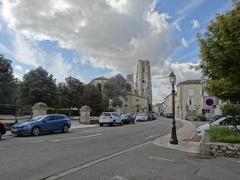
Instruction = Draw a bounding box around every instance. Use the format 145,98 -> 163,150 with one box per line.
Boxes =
0,0 -> 233,104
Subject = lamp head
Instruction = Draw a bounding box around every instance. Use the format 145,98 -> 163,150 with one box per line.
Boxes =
169,72 -> 176,86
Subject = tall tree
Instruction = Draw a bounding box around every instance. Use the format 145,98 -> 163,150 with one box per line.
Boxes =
83,85 -> 107,116
57,77 -> 84,108
0,54 -> 16,104
103,74 -> 128,108
198,4 -> 240,103
20,67 -> 58,106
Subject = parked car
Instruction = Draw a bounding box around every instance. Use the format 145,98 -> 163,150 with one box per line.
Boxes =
121,113 -> 135,124
149,113 -> 157,120
0,122 -> 6,139
211,115 -> 223,122
135,113 -> 148,122
99,112 -> 122,126
197,116 -> 240,136
11,114 -> 71,136
166,113 -> 173,118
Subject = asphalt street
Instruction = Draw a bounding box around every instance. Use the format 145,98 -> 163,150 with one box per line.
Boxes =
0,117 -> 239,180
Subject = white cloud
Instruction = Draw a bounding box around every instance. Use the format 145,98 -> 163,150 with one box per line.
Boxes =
175,0 -> 205,24
181,38 -> 188,48
1,0 -> 201,102
192,19 -> 200,29
151,59 -> 201,104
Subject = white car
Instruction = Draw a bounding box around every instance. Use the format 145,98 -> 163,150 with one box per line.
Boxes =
135,113 -> 148,122
99,112 -> 122,126
197,116 -> 240,136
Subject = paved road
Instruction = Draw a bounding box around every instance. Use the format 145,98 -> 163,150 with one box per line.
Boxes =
0,117 -> 239,180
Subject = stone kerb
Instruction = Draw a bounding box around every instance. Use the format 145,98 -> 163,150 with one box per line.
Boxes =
80,105 -> 91,124
32,102 -> 48,117
200,131 -> 240,157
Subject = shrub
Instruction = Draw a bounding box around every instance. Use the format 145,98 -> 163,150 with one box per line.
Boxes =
195,114 -> 207,121
221,104 -> 240,116
208,126 -> 240,143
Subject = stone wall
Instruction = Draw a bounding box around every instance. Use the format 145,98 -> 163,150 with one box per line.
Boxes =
200,132 -> 240,157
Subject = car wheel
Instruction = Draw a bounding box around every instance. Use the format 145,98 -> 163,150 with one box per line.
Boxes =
120,121 -> 123,126
62,124 -> 69,133
0,132 -> 2,139
99,123 -> 103,127
112,120 -> 116,126
32,127 -> 40,136
132,120 -> 135,124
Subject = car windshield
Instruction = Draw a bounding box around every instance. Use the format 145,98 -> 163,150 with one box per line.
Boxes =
28,115 -> 45,122
101,112 -> 111,116
212,117 -> 227,125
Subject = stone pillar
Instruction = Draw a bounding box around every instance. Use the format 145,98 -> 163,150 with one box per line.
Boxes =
32,102 -> 48,117
80,105 -> 91,124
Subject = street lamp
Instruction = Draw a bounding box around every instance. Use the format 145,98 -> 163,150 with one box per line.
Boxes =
169,72 -> 178,145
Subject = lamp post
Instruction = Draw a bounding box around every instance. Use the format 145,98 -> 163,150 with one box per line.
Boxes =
169,72 -> 178,145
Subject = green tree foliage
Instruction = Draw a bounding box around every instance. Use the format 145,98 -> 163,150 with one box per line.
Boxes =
20,67 -> 58,106
103,74 -> 128,108
198,5 -> 240,102
83,85 -> 107,116
0,54 -> 17,104
221,104 -> 240,116
57,77 -> 84,108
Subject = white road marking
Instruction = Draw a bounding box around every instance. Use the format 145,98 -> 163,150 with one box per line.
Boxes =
50,133 -> 102,142
225,158 -> 240,163
144,134 -> 159,140
31,140 -> 44,143
44,141 -> 152,180
83,130 -> 95,133
149,156 -> 174,162
112,175 -> 128,180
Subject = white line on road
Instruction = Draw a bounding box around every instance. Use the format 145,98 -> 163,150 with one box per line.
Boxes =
112,175 -> 128,180
149,156 -> 175,162
225,158 -> 240,163
50,133 -> 102,142
44,141 -> 152,180
144,134 -> 159,141
31,140 -> 45,143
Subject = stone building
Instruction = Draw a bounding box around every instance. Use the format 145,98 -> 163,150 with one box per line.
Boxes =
89,77 -> 109,89
135,60 -> 152,111
175,79 -> 220,120
126,74 -> 135,93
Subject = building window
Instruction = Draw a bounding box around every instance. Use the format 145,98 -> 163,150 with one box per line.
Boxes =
136,99 -> 139,102
142,80 -> 145,83
188,89 -> 194,97
189,98 -> 192,106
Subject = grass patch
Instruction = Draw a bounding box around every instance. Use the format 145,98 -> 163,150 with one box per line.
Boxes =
208,126 -> 240,143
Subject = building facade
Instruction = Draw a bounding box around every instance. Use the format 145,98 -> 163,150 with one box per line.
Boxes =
175,79 -> 220,120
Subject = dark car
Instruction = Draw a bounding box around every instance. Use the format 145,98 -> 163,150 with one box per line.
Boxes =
166,113 -> 173,118
211,115 -> 223,122
121,113 -> 135,124
11,114 -> 71,136
0,122 -> 6,139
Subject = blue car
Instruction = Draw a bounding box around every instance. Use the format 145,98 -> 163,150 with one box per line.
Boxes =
11,114 -> 71,136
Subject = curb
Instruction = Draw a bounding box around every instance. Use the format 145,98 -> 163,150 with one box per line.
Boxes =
153,118 -> 200,153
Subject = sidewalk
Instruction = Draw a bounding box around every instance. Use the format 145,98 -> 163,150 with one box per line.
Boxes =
70,120 -> 98,130
153,118 -> 200,153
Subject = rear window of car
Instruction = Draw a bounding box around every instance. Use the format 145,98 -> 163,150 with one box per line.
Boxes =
101,112 -> 111,116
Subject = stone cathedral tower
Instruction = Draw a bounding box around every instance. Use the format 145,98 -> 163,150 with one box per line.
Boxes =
135,60 -> 152,111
